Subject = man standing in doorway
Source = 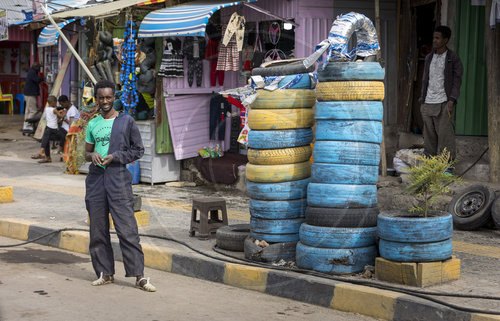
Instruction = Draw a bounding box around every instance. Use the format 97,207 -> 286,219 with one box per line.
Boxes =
85,79 -> 156,292
23,63 -> 44,132
420,25 -> 463,162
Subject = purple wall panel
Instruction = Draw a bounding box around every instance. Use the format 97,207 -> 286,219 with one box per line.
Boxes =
165,94 -> 231,160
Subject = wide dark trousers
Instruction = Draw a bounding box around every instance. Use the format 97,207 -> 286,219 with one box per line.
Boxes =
421,102 -> 456,160
85,165 -> 144,277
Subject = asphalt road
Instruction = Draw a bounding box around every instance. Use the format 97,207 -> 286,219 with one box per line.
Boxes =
0,236 -> 376,321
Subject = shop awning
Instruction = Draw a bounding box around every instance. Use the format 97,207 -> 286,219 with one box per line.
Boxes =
51,0 -> 150,19
138,0 -> 257,38
38,18 -> 75,47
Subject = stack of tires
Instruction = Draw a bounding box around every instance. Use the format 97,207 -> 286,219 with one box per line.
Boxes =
296,62 -> 385,273
245,73 -> 316,262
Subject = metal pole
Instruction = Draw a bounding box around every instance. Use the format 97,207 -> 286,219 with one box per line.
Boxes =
40,5 -> 97,84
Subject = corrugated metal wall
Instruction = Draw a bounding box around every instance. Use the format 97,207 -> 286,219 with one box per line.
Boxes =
6,26 -> 32,42
454,0 -> 488,136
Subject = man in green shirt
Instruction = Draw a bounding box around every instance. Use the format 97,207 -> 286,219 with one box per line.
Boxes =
85,80 -> 155,292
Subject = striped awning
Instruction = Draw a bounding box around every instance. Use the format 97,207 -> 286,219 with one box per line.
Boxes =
38,19 -> 75,47
138,0 -> 256,38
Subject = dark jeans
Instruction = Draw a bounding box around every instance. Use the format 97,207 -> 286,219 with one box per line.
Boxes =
40,127 -> 60,158
59,127 -> 67,147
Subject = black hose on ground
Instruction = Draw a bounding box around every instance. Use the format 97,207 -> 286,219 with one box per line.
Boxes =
1,227 -> 500,316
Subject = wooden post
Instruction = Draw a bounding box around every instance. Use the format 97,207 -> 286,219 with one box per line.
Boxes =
486,0 -> 500,183
375,0 -> 387,176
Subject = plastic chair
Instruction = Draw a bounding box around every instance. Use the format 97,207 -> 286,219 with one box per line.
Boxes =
15,94 -> 25,114
0,84 -> 13,116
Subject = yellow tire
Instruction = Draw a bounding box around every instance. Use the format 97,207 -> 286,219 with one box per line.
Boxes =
248,146 -> 312,165
316,81 -> 385,101
252,89 -> 316,109
246,161 -> 311,183
248,108 -> 314,130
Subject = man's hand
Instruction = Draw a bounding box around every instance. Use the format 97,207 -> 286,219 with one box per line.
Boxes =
102,154 -> 113,166
447,101 -> 454,116
90,152 -> 103,166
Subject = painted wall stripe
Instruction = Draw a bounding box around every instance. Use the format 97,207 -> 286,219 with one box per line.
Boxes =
223,263 -> 268,292
331,283 -> 399,320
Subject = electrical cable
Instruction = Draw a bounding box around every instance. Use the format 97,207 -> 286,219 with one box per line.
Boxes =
1,227 -> 500,316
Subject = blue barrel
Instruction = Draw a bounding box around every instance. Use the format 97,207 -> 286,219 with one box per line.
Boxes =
126,161 -> 140,185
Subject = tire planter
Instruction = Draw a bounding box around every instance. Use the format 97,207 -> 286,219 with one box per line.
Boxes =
299,224 -> 377,248
305,206 -> 379,227
246,178 -> 310,200
307,183 -> 378,208
377,210 -> 453,243
246,161 -> 311,183
252,60 -> 315,77
378,239 -> 453,263
248,129 -> 313,149
315,101 -> 383,121
250,198 -> 306,219
247,146 -> 312,165
311,163 -> 378,185
296,242 -> 377,274
316,81 -> 385,101
447,184 -> 496,231
248,108 -> 314,130
278,73 -> 313,89
244,237 -> 297,262
251,231 -> 299,243
215,224 -> 251,252
313,141 -> 380,165
250,217 -> 305,235
317,62 -> 385,81
251,89 -> 316,109
315,120 -> 382,144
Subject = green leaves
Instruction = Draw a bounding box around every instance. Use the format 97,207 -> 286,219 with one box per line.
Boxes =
405,149 -> 461,217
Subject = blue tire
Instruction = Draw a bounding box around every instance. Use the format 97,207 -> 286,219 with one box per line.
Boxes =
313,141 -> 380,165
377,210 -> 453,243
250,217 -> 305,234
379,239 -> 453,262
315,101 -> 383,121
296,242 -> 377,274
278,73 -> 313,89
250,198 -> 307,219
317,62 -> 385,81
251,231 -> 300,243
248,129 -> 313,149
315,120 -> 382,144
311,163 -> 378,185
247,178 -> 310,201
307,183 -> 377,208
299,224 -> 377,248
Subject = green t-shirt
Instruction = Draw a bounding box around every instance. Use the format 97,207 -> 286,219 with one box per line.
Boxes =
85,115 -> 115,168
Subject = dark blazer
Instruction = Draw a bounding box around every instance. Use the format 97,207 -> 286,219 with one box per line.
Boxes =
420,48 -> 463,104
23,67 -> 44,96
86,112 -> 144,201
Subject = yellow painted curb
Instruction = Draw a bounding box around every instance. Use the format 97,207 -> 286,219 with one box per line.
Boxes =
331,283 -> 400,320
87,211 -> 150,229
143,243 -> 174,272
471,314 -> 500,321
0,218 -> 33,240
59,231 -> 89,254
0,186 -> 13,203
223,263 -> 268,292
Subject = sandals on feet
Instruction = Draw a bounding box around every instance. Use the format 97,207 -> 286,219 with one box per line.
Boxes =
91,272 -> 114,286
38,158 -> 52,163
31,154 -> 44,159
136,277 -> 156,292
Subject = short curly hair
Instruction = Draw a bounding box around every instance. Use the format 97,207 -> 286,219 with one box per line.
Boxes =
94,80 -> 116,97
435,25 -> 451,40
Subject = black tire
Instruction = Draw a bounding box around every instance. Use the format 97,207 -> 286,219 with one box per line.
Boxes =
448,184 -> 496,231
244,236 -> 297,262
252,61 -> 315,77
305,206 -> 379,227
492,196 -> 500,228
216,224 -> 250,252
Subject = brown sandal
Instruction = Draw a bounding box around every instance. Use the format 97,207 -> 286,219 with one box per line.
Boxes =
38,158 -> 52,163
31,154 -> 44,159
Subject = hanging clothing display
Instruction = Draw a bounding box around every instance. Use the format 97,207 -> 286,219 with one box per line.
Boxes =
158,37 -> 184,78
209,93 -> 231,140
206,22 -> 224,86
217,24 -> 240,72
222,12 -> 246,51
183,36 -> 206,87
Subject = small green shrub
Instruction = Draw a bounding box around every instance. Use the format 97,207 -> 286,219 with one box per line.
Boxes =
405,149 -> 461,217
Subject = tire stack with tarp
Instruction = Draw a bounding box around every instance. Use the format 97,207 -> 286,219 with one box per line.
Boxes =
296,61 -> 385,273
245,71 -> 316,262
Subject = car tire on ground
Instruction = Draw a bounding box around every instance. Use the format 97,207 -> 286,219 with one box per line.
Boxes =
448,184 -> 496,231
215,224 -> 251,252
244,236 -> 297,262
